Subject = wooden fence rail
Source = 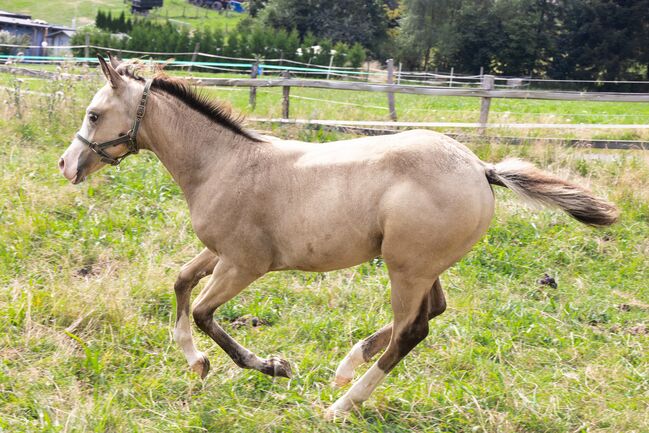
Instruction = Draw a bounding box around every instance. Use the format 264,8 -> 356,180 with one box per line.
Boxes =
195,77 -> 649,103
195,75 -> 649,127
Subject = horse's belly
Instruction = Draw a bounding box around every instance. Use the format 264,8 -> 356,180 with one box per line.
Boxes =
269,223 -> 382,272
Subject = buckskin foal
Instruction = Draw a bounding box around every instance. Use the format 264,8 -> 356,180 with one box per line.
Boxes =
59,57 -> 618,418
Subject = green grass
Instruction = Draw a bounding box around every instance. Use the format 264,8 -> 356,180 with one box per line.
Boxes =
0,0 -> 243,30
0,72 -> 648,432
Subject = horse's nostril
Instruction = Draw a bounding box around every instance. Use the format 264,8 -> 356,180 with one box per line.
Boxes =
58,157 -> 65,172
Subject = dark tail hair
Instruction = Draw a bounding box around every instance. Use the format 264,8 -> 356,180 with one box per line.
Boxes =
485,158 -> 619,227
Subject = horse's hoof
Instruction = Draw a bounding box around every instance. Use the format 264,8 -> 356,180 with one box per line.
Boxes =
261,356 -> 292,378
325,396 -> 355,421
332,375 -> 352,388
190,353 -> 210,379
324,405 -> 351,421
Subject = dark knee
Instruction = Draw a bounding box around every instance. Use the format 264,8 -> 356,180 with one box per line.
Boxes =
428,298 -> 446,319
398,319 -> 429,359
377,320 -> 428,373
174,271 -> 194,294
427,279 -> 447,319
192,306 -> 213,332
409,319 -> 429,345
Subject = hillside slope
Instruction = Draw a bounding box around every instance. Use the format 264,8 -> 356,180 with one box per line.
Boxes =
0,0 -> 243,30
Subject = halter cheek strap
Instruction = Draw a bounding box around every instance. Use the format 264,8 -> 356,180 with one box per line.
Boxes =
76,78 -> 153,166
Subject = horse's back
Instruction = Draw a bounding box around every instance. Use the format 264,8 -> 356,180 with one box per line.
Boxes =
283,129 -> 482,173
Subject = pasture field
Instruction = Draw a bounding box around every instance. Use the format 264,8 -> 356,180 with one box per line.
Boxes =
0,72 -> 648,432
0,0 -> 242,30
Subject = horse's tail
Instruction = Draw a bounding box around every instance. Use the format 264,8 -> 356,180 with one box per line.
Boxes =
485,158 -> 619,227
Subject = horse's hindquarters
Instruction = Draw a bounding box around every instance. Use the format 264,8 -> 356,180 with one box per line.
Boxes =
378,165 -> 495,278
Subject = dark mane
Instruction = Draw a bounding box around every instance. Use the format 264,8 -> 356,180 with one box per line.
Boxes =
116,64 -> 260,141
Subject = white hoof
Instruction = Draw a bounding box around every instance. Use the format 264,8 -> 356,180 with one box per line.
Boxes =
324,406 -> 350,421
324,396 -> 355,421
333,375 -> 352,388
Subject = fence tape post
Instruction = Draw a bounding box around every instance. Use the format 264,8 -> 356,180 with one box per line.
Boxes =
480,74 -> 495,134
84,34 -> 90,62
249,60 -> 258,110
282,70 -> 291,119
326,54 -> 334,80
188,42 -> 200,72
386,58 -> 397,121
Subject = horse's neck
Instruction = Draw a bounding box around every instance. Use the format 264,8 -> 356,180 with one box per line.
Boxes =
139,94 -> 259,198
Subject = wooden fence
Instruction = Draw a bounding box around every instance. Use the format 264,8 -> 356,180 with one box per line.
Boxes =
198,70 -> 649,130
3,64 -> 649,133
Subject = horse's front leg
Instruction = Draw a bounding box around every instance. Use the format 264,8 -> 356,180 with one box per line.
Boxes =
174,247 -> 220,378
191,260 -> 292,378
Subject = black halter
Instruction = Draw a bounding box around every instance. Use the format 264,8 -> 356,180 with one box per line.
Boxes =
76,79 -> 153,166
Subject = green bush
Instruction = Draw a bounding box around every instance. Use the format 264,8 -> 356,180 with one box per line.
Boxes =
72,16 -> 365,69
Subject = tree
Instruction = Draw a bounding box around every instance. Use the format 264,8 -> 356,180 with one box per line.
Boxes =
395,0 -> 468,69
248,0 -> 269,17
212,29 -> 225,55
117,11 -> 127,33
549,0 -> 649,82
284,28 -> 300,60
300,31 -> 317,63
248,25 -> 270,58
395,0 -> 559,75
332,41 -> 349,67
96,10 -> 106,29
224,32 -> 242,58
634,1 -> 649,79
260,0 -> 390,56
347,43 -> 366,68
439,0 -> 500,74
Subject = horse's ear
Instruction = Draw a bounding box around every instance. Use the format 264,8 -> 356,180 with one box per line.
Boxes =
97,55 -> 123,89
107,51 -> 121,69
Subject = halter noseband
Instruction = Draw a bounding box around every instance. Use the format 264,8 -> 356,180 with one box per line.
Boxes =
76,79 -> 153,166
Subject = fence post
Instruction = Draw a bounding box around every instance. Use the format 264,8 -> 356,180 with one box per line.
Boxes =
326,54 -> 334,80
249,60 -> 259,109
281,70 -> 291,120
449,67 -> 454,87
188,42 -> 200,72
479,74 -> 495,134
84,34 -> 90,61
386,58 -> 397,121
397,62 -> 402,85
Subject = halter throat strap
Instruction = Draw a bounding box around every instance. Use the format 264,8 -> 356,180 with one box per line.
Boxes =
76,78 -> 153,166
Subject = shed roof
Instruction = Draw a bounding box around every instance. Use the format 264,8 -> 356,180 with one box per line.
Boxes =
0,14 -> 73,31
0,10 -> 32,19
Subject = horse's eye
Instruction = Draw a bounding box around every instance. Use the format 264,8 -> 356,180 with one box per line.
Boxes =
88,113 -> 99,123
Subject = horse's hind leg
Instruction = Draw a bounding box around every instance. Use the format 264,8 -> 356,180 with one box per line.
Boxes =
334,278 -> 446,387
191,260 -> 292,378
327,270 -> 437,418
174,247 -> 219,378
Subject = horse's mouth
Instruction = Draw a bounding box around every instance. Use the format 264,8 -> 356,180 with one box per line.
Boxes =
71,171 -> 86,185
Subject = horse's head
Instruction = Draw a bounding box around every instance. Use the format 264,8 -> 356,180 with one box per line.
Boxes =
59,55 -> 149,184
